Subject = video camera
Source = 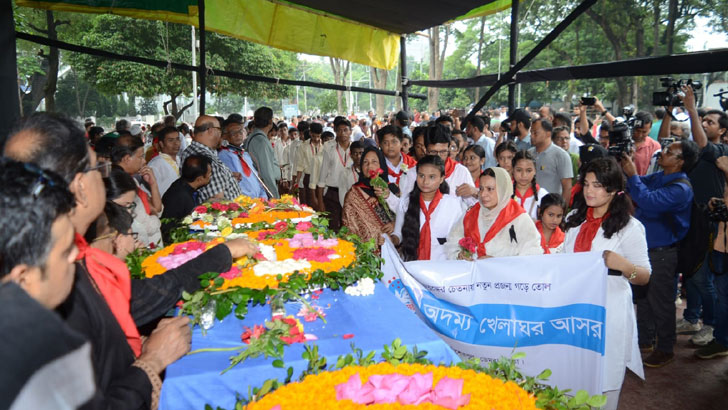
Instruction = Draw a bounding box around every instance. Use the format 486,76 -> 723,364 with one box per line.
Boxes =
652,77 -> 702,107
607,121 -> 633,160
715,89 -> 728,111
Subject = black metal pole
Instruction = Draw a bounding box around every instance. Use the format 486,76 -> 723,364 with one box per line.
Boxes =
399,35 -> 409,112
1,0 -> 20,146
507,0 -> 519,113
198,0 -> 206,115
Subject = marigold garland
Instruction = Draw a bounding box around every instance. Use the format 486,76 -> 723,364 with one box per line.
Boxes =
245,363 -> 537,410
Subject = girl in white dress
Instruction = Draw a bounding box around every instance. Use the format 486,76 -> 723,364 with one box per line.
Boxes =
562,157 -> 651,410
512,150 -> 549,221
392,155 -> 465,261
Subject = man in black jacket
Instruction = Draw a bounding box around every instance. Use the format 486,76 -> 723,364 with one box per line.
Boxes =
4,112 -> 257,409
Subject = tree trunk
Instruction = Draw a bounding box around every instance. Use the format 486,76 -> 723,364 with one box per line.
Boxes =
665,0 -> 678,54
373,68 -> 388,118
44,11 -> 60,112
475,16 -> 486,102
427,25 -> 449,113
164,93 -> 194,120
329,58 -> 350,114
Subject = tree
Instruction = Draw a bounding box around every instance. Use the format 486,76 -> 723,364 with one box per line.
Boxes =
329,57 -> 350,114
372,68 -> 388,117
427,25 -> 450,113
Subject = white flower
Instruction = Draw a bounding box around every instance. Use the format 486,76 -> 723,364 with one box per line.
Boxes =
400,162 -> 409,173
182,215 -> 193,225
345,277 -> 376,296
258,243 -> 278,261
253,260 -> 311,277
201,214 -> 214,223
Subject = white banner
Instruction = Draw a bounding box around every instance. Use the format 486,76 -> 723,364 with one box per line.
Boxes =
381,238 -> 608,395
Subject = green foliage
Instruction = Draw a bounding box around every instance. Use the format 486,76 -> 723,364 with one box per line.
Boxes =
125,247 -> 155,280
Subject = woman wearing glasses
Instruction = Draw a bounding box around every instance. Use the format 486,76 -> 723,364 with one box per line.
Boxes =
88,202 -> 142,260
105,167 -> 163,247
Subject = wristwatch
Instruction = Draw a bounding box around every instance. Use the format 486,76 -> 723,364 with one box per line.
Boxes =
601,110 -> 609,116
627,265 -> 637,281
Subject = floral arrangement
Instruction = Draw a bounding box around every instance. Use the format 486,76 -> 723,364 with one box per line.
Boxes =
206,340 -> 607,410
246,363 -> 535,410
185,195 -> 316,232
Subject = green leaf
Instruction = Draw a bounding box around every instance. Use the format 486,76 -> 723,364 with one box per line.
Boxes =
512,351 -> 526,360
587,394 -> 608,408
536,368 -> 552,380
573,390 -> 589,405
257,379 -> 275,397
272,359 -> 284,368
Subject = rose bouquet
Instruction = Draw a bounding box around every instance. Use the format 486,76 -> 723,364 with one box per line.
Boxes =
458,237 -> 477,260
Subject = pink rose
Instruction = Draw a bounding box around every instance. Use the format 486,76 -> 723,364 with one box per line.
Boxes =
194,205 -> 207,214
296,221 -> 313,231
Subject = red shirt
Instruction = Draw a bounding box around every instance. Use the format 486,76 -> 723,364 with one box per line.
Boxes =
633,137 -> 661,176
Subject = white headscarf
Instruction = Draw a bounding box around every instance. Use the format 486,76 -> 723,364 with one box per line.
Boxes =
478,166 -> 514,233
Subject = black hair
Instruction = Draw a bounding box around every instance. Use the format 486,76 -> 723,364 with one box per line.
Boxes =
110,137 -> 144,165
158,126 -> 179,142
553,113 -> 572,132
321,131 -> 335,140
677,139 -> 699,173
334,117 -> 352,129
634,111 -> 653,128
706,109 -> 728,139
552,126 -> 570,139
412,126 -> 427,141
511,150 -> 539,203
94,136 -> 116,159
463,144 -> 486,161
0,159 -> 75,277
495,140 -> 518,158
297,120 -> 311,141
350,140 -> 364,151
377,125 -> 402,142
115,118 -> 130,133
538,193 -> 566,229
468,116 -> 485,132
104,166 -> 137,201
88,126 -> 105,142
654,107 -> 666,120
402,134 -> 413,144
178,123 -> 191,134
400,155 -> 449,262
425,123 -> 452,146
435,115 -> 453,125
269,123 -> 279,132
532,118 -> 553,133
309,122 -> 323,134
6,112 -> 90,183
564,157 -> 633,239
253,107 -> 274,128
104,201 -> 134,236
182,154 -> 212,183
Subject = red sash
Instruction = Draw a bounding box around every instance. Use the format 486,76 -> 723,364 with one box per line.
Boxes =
387,165 -> 404,185
136,188 -> 152,215
569,182 -> 582,208
463,200 -> 525,257
573,208 -> 608,252
514,184 -> 539,208
75,234 -> 142,357
444,157 -> 457,179
222,147 -> 252,177
402,153 -> 417,168
417,191 -> 443,260
536,220 -> 565,254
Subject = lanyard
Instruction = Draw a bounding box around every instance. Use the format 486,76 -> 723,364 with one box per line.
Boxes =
335,144 -> 348,168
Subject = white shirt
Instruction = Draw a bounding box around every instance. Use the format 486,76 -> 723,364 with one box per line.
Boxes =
147,153 -> 180,197
393,194 -> 465,261
337,165 -> 359,207
317,140 -> 352,189
514,187 -> 550,221
569,135 -> 584,154
398,161 -> 474,207
351,126 -> 364,141
561,214 -> 650,392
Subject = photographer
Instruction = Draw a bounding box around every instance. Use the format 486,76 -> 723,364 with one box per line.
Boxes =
629,111 -> 661,176
678,86 -> 728,346
622,139 -> 698,367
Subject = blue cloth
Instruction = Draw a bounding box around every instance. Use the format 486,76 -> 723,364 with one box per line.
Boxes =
218,147 -> 268,199
159,281 -> 460,410
475,136 -> 497,169
626,171 -> 693,248
684,251 -> 717,326
514,133 -> 531,152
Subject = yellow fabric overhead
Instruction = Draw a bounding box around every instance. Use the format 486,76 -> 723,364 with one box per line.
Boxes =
16,0 -> 401,69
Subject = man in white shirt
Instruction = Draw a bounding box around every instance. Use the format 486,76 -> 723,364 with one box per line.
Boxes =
466,116 -> 497,168
317,117 -> 352,231
148,126 -> 181,196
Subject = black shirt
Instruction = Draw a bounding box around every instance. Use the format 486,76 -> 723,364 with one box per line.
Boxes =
688,141 -> 728,205
161,178 -> 197,244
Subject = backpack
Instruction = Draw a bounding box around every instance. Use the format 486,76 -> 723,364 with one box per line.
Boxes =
667,178 -> 712,279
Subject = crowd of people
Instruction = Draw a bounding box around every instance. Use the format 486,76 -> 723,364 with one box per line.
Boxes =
1,83 -> 727,409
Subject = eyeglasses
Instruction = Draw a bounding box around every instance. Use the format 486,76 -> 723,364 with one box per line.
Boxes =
84,161 -> 113,178
662,147 -> 682,158
427,150 -> 450,156
121,201 -> 137,212
93,230 -> 138,242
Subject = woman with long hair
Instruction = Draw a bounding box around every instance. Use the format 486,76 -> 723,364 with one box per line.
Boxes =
392,155 -> 465,261
495,141 -> 518,177
341,147 -> 397,246
446,167 -> 542,259
455,144 -> 485,205
512,150 -> 549,220
105,166 -> 163,247
536,193 -> 566,254
87,202 -> 142,260
562,157 -> 650,409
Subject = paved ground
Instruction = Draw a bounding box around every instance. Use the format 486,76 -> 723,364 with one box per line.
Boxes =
618,302 -> 728,409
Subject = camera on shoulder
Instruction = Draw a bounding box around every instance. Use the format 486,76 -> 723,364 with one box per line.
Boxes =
652,77 -> 702,107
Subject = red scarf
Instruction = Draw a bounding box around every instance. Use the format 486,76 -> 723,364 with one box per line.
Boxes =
463,200 -> 525,257
136,187 -> 152,215
573,208 -> 608,252
75,234 -> 142,357
474,177 -> 480,189
417,191 -> 443,260
444,157 -> 457,179
402,153 -> 417,168
222,146 -> 252,177
387,164 -> 405,185
514,184 -> 539,208
569,182 -> 582,208
536,221 -> 565,254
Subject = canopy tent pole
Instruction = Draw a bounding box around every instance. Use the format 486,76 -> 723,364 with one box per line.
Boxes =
507,0 -> 519,113
1,1 -> 20,145
198,0 -> 206,115
467,0 -> 597,118
399,35 -> 409,112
